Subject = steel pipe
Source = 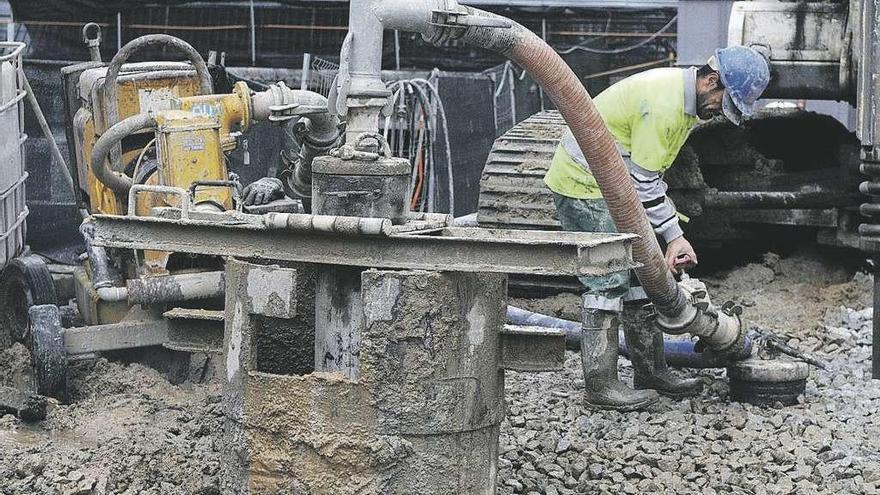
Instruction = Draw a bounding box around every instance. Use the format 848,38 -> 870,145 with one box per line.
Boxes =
505,306 -> 752,368
96,286 -> 128,302
705,190 -> 860,209
126,271 -> 225,305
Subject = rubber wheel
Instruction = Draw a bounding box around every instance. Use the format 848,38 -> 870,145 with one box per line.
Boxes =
28,304 -> 68,402
0,255 -> 57,349
729,378 -> 806,406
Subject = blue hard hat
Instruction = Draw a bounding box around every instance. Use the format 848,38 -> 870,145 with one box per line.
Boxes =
712,45 -> 771,125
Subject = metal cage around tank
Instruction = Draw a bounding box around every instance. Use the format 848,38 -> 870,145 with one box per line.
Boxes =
0,42 -> 28,267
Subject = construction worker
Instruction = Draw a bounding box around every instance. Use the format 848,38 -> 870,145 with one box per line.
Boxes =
544,46 -> 770,410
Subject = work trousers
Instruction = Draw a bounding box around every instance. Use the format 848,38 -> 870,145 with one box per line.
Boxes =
552,192 -> 638,311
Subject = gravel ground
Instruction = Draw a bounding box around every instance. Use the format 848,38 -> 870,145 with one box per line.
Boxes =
0,248 -> 877,494
503,248 -> 879,495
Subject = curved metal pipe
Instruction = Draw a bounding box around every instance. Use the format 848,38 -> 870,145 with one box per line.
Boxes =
252,85 -> 340,202
91,113 -> 157,194
79,221 -> 123,290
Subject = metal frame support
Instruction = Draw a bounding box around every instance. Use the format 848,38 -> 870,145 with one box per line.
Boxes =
88,211 -> 637,277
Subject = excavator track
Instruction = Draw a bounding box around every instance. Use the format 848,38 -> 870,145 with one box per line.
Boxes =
477,111 -> 566,231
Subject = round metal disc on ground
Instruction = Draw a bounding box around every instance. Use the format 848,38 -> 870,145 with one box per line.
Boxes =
728,357 -> 810,406
28,304 -> 68,402
0,254 -> 58,349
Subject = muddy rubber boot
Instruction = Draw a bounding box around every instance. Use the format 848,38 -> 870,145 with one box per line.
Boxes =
581,308 -> 659,411
623,310 -> 703,399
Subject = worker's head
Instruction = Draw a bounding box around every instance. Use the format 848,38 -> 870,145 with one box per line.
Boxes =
698,46 -> 771,125
695,64 -> 726,120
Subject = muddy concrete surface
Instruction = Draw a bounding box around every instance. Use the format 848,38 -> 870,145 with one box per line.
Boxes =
0,247 -> 877,494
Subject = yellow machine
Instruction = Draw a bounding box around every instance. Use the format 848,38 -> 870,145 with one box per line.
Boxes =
61,30 -> 337,328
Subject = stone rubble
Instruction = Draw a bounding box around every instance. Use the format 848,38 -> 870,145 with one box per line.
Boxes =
0,250 -> 876,494
499,254 -> 879,495
0,358 -> 224,495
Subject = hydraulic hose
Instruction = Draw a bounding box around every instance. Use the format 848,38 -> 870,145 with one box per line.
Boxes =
91,113 -> 157,194
506,306 -> 752,368
433,8 -> 689,318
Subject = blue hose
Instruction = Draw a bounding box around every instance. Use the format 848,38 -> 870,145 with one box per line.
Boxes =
506,306 -> 752,369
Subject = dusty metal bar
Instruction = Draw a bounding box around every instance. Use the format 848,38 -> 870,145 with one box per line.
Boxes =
126,271 -> 224,305
704,191 -> 860,210
89,214 -> 636,277
731,209 -> 837,228
63,320 -> 169,355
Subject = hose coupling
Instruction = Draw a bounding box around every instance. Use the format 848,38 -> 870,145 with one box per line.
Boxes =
654,275 -> 748,357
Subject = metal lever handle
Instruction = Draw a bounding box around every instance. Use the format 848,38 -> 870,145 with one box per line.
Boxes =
127,185 -> 192,219
82,23 -> 102,62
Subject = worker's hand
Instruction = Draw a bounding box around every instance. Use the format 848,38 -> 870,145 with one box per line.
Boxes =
665,236 -> 698,275
243,177 -> 284,206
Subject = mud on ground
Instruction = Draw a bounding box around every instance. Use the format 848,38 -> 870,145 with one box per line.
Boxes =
0,247 -> 877,494
0,354 -> 223,495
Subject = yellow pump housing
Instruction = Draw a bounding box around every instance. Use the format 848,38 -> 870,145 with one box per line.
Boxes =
154,110 -> 231,211
71,63 -> 205,215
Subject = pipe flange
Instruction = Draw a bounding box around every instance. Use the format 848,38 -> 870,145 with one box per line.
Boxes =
233,81 -> 252,132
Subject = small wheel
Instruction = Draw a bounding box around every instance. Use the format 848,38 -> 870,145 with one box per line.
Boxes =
28,304 -> 68,402
0,255 -> 57,349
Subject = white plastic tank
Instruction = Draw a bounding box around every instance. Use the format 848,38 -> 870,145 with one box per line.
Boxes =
0,42 -> 28,267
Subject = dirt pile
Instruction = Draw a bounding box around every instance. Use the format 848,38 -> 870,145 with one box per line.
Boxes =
0,355 -> 222,495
